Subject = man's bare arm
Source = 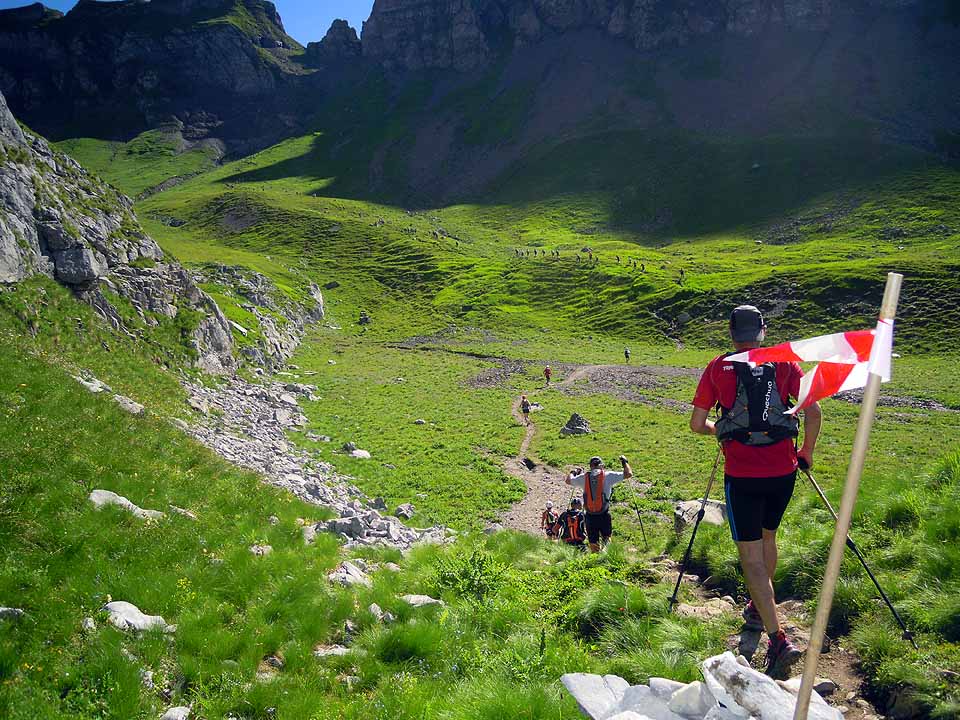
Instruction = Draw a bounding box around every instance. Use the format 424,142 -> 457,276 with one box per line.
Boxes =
797,402 -> 822,469
690,406 -> 716,436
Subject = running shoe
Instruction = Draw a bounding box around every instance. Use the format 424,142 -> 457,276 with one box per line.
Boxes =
765,629 -> 802,677
742,600 -> 764,631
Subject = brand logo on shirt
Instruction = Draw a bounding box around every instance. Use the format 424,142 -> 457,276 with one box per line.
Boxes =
762,380 -> 774,420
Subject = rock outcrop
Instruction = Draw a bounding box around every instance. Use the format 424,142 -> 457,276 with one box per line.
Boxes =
0,89 -> 235,373
190,264 -> 324,371
0,0 -> 307,152
362,0 -> 932,73
305,19 -> 362,66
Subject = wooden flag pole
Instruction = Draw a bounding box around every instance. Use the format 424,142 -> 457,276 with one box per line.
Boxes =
792,272 -> 903,720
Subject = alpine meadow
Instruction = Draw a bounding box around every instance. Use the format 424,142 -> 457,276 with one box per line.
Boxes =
1,1 -> 959,720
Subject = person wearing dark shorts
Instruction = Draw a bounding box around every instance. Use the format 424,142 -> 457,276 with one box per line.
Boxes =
689,305 -> 822,676
566,455 -> 634,553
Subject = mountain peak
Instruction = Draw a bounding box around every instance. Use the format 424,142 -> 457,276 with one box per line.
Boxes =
305,18 -> 362,65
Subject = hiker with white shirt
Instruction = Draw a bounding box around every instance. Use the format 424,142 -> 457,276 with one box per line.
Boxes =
566,455 -> 633,552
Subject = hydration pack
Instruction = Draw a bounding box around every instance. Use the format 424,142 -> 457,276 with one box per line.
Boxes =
715,361 -> 799,446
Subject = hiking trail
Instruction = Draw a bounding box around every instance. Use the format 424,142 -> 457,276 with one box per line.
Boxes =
498,392 -> 570,535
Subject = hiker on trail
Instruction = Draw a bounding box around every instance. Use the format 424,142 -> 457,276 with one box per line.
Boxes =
624,347 -> 631,363
566,455 -> 633,553
679,267 -> 686,284
689,304 -> 822,676
544,365 -> 552,386
541,501 -> 559,539
555,498 -> 586,550
576,254 -> 581,263
520,395 -> 532,425
616,255 -> 621,264
641,262 -> 645,273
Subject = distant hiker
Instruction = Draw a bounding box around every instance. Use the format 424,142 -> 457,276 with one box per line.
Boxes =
689,304 -> 822,677
624,347 -> 631,363
359,311 -> 371,326
544,365 -> 552,386
555,498 -> 586,549
679,267 -> 686,283
566,455 -> 633,553
541,501 -> 559,538
520,395 -> 532,425
641,263 -> 645,273
576,254 -> 582,263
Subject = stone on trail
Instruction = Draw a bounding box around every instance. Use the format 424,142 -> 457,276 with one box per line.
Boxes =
0,607 -> 24,621
675,598 -> 734,620
350,448 -> 371,459
673,499 -> 726,532
401,594 -> 444,608
368,603 -> 384,622
89,489 -> 165,520
113,394 -> 145,415
249,544 -> 273,556
395,502 -> 415,519
160,707 -> 191,720
342,441 -> 357,452
103,601 -> 175,633
779,677 -> 836,707
414,418 -> 426,425
328,561 -> 371,587
561,413 -> 592,435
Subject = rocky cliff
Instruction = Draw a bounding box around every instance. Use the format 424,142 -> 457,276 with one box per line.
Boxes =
360,0 -> 934,72
0,0 -> 311,151
0,89 -> 235,373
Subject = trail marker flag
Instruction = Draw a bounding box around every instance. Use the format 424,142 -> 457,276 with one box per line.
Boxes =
726,320 -> 894,413
792,272 -> 903,720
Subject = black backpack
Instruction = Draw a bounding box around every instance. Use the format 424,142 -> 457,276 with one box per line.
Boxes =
715,361 -> 799,446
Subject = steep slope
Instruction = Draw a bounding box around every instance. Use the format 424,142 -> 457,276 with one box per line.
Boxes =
352,0 -> 960,204
0,89 -> 235,372
0,0 -> 314,153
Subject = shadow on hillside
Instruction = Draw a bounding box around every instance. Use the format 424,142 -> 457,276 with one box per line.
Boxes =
217,127 -> 947,243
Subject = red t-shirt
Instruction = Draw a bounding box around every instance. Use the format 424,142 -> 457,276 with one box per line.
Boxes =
692,355 -> 804,478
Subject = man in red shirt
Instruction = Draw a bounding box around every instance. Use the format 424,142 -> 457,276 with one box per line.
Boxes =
689,305 -> 822,676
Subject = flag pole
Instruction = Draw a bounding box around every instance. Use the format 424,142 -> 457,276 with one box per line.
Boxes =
792,272 -> 903,720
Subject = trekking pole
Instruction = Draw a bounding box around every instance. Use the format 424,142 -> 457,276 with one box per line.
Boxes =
631,497 -> 649,551
669,446 -> 722,610
799,459 -> 918,649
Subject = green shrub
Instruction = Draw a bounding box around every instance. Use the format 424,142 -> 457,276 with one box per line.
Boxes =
435,547 -> 506,601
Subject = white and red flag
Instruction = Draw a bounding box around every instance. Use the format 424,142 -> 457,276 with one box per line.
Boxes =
725,319 -> 894,413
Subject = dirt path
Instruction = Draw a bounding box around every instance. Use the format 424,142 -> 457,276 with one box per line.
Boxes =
498,394 -> 572,535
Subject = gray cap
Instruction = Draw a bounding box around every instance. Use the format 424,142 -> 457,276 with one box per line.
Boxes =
729,305 -> 765,342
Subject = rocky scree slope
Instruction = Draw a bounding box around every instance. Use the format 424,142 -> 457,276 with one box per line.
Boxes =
0,89 -> 235,373
0,0 -> 313,153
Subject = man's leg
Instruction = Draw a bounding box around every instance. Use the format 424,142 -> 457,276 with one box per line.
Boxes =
736,540 -> 780,634
586,516 -> 601,553
762,528 -> 778,580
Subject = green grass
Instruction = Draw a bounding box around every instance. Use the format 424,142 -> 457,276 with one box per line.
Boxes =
55,130 -> 220,198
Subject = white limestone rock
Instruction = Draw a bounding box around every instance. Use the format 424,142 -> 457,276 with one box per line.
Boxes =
668,680 -> 715,718
103,601 -> 175,633
89,489 -> 165,520
73,374 -> 111,394
702,652 -> 842,720
113,394 -> 145,416
327,561 -> 371,587
561,673 -> 630,720
0,607 -> 24,621
401,594 -> 444,608
649,678 -> 687,701
618,685 -> 686,720
314,644 -> 352,657
160,706 -> 191,720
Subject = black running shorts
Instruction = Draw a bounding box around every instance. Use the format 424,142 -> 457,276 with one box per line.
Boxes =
724,472 -> 796,543
585,511 -> 612,543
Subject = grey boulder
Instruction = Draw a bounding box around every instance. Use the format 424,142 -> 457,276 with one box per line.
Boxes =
103,601 -> 175,633
561,413 -> 591,435
89,489 -> 165,520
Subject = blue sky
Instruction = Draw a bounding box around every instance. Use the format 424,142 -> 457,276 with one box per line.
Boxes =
0,0 -> 376,44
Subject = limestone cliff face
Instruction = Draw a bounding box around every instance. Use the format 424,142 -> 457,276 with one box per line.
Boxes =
0,89 -> 235,374
361,0 -> 928,72
0,0 -> 305,150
